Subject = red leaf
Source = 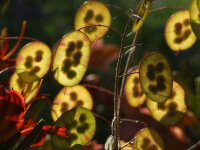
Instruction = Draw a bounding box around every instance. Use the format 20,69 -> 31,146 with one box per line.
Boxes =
0,28 -> 9,59
31,131 -> 46,147
0,90 -> 25,142
43,125 -> 68,137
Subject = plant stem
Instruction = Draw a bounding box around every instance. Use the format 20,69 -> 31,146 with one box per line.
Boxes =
149,6 -> 185,13
2,21 -> 27,61
113,8 -> 136,150
119,31 -> 140,98
187,140 -> 200,150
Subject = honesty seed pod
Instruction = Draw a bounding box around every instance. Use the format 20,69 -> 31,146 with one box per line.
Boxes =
134,128 -> 165,150
125,69 -> 146,107
190,0 -> 200,39
147,81 -> 187,126
139,52 -> 172,103
165,10 -> 196,51
52,31 -> 90,87
16,41 -> 52,83
52,107 -> 96,150
74,1 -> 111,42
51,85 -> 93,121
9,72 -> 39,104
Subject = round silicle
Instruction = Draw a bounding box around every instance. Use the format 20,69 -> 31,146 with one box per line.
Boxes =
165,10 -> 196,51
134,128 -> 165,150
190,0 -> 200,39
16,41 -> 52,83
125,69 -> 146,107
74,1 -> 111,42
147,81 -> 187,126
52,107 -> 96,150
139,52 -> 172,103
9,72 -> 39,104
51,85 -> 93,121
52,31 -> 90,87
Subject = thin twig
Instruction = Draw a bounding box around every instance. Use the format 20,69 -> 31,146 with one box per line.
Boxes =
106,4 -> 137,21
124,43 -> 158,54
2,21 -> 27,60
120,118 -> 148,127
118,72 -> 139,78
83,84 -> 114,97
93,112 -> 111,127
118,31 -> 140,123
0,36 -> 38,41
149,6 -> 185,13
114,0 -> 138,148
119,137 -> 139,150
187,140 -> 200,150
77,24 -> 123,37
106,4 -> 130,16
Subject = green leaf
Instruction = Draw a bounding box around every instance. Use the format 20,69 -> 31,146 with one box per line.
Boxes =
24,100 -> 45,120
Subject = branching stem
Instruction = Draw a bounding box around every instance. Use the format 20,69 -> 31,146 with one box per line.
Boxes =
149,6 -> 185,13
2,21 -> 27,61
77,24 -> 123,37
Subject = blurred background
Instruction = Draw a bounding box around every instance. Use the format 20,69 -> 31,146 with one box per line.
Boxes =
2,0 -> 200,149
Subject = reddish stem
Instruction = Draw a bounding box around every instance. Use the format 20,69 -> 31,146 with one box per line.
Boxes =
2,21 -> 27,60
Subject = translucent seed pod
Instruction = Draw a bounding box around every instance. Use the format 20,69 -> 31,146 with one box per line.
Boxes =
139,52 -> 172,103
52,31 -> 90,87
165,10 -> 196,51
133,128 -> 165,150
125,69 -> 146,107
9,72 -> 39,104
52,107 -> 96,150
74,1 -> 111,42
16,41 -> 52,83
51,85 -> 93,121
147,81 -> 187,126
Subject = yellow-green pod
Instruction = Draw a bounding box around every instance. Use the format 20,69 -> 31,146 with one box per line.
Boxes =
190,0 -> 200,39
124,69 -> 146,107
147,81 -> 187,126
52,107 -> 96,150
9,72 -> 39,104
52,31 -> 90,87
134,128 -> 165,150
132,0 -> 153,33
139,52 -> 172,103
16,41 -> 52,83
197,0 -> 200,11
165,10 -> 196,51
74,1 -> 111,42
51,85 -> 93,121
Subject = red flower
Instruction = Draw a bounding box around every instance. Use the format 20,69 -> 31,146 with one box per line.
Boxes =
0,86 -> 68,147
